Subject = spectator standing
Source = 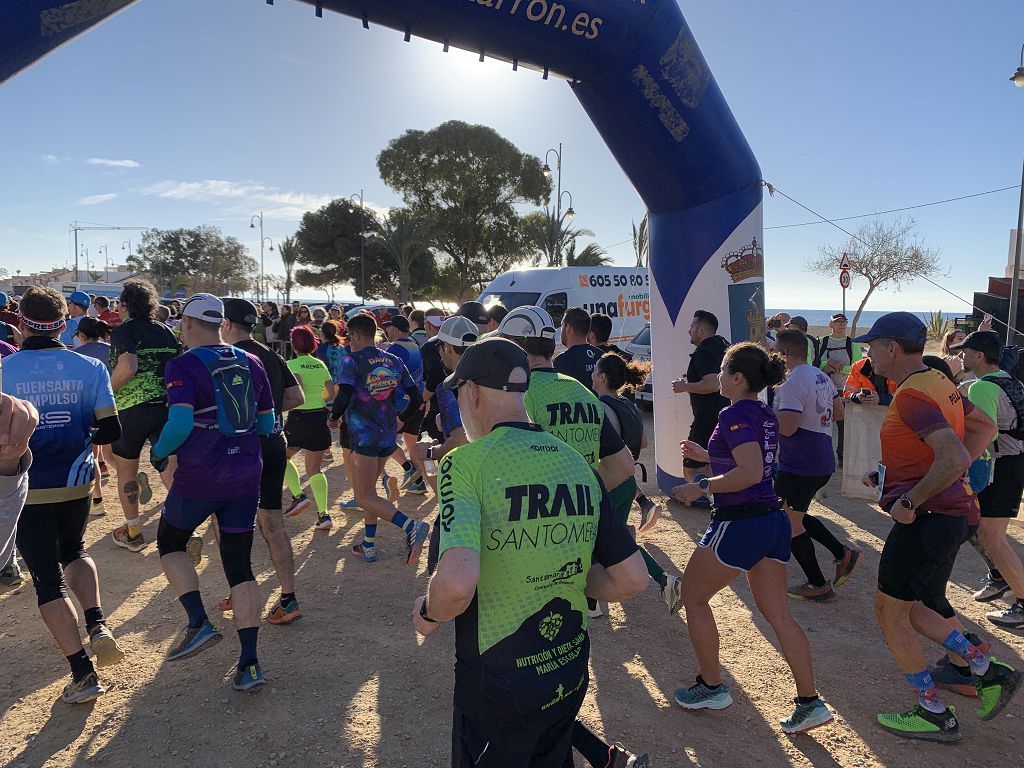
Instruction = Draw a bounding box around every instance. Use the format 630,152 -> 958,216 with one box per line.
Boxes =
814,313 -> 861,467
941,329 -> 968,384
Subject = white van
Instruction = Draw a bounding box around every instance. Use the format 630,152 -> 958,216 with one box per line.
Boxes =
477,266 -> 651,345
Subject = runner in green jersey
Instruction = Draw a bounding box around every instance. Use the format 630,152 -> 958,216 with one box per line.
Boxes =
412,338 -> 646,768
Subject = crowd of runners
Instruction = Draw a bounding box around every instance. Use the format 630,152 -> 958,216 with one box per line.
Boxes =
0,282 -> 1022,766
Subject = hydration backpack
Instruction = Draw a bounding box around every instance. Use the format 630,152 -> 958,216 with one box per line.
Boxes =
980,372 -> 1024,442
999,346 -> 1024,384
190,347 -> 257,436
812,336 -> 853,369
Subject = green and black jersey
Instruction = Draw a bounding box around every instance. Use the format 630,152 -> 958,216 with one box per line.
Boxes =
438,422 -> 636,721
525,368 -> 625,467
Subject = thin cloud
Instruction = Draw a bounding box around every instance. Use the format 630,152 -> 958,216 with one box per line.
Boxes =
41,154 -> 64,166
86,158 -> 141,168
78,193 -> 118,205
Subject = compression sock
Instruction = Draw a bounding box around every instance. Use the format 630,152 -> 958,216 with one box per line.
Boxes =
990,568 -> 1005,581
284,460 -> 303,499
790,532 -> 828,587
905,670 -> 946,714
391,511 -> 415,534
402,460 -> 414,472
571,720 -> 611,768
309,472 -> 328,515
363,523 -> 377,549
797,694 -> 821,705
237,626 -> 259,668
942,631 -> 990,676
802,515 -> 846,561
179,590 -> 208,629
67,649 -> 95,682
84,606 -> 105,635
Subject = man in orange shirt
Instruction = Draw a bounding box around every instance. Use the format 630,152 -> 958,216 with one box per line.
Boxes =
843,355 -> 897,406
857,312 -> 1020,742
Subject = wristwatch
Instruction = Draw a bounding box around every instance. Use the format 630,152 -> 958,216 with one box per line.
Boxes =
898,494 -> 915,511
419,599 -> 437,623
426,445 -> 435,461
697,477 -> 712,495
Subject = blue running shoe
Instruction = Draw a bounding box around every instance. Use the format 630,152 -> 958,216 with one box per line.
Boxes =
406,477 -> 428,495
781,698 -> 834,733
351,543 -> 378,563
675,679 -> 733,710
167,620 -> 223,661
399,466 -> 422,491
232,662 -> 266,691
340,498 -> 362,511
406,520 -> 429,566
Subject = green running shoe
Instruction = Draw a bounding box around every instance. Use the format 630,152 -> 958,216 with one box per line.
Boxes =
975,658 -> 1022,721
674,679 -> 733,710
876,705 -> 961,743
781,698 -> 834,734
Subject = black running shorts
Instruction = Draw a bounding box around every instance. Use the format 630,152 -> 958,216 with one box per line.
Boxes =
16,496 -> 91,606
284,408 -> 331,452
451,701 -> 581,768
877,513 -> 968,603
112,402 -> 167,460
775,471 -> 831,514
978,453 -> 1024,519
259,432 -> 287,511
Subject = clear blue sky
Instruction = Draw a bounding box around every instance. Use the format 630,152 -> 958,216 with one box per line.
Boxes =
2,0 -> 1022,313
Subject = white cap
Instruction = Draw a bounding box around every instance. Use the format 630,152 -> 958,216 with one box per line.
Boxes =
424,313 -> 446,328
436,316 -> 478,347
497,306 -> 556,339
181,293 -> 225,322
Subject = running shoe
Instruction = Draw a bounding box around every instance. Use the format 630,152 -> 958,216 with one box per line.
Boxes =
351,543 -> 378,563
384,474 -> 400,504
186,534 -> 203,567
661,574 -> 683,614
406,520 -> 429,566
99,460 -> 110,479
315,514 -> 333,531
398,466 -> 422,491
833,547 -> 862,588
588,603 -> 604,619
931,657 -> 978,698
876,705 -> 960,743
219,595 -> 232,612
975,658 -> 1022,720
322,448 -> 335,465
781,698 -> 834,733
339,498 -> 362,512
284,494 -> 313,518
675,679 -> 733,710
974,575 -> 1010,602
986,602 -> 1024,629
88,624 -> 125,667
112,525 -> 146,553
638,498 -> 662,534
787,581 -> 836,603
167,620 -> 223,661
90,499 -> 107,517
137,471 -> 153,505
406,477 -> 428,495
267,598 -> 301,625
61,671 -> 105,704
607,743 -> 649,768
232,662 -> 266,691
0,556 -> 25,588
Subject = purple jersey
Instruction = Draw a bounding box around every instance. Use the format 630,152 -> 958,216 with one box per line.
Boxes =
336,346 -> 414,450
707,399 -> 780,509
164,345 -> 273,500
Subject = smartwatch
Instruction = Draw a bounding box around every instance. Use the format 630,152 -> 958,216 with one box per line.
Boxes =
697,477 -> 711,494
898,494 -> 915,511
419,599 -> 437,623
426,445 -> 435,461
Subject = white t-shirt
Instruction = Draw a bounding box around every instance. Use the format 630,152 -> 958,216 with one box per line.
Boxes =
776,364 -> 838,476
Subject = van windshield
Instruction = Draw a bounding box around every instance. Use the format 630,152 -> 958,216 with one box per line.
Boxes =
632,325 -> 651,345
478,292 -> 541,311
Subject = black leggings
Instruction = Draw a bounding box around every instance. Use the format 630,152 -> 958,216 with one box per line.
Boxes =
16,497 -> 91,606
922,523 -> 978,620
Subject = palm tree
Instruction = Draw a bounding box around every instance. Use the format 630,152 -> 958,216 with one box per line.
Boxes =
566,241 -> 612,267
632,213 -> 649,268
522,207 -> 596,267
277,235 -> 301,304
374,208 -> 434,303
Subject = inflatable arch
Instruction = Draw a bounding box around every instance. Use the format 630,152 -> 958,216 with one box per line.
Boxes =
2,0 -> 765,494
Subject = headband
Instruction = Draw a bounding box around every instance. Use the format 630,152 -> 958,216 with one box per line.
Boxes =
19,311 -> 66,332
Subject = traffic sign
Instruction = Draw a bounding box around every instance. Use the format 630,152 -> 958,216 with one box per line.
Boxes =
839,269 -> 851,289
839,252 -> 851,270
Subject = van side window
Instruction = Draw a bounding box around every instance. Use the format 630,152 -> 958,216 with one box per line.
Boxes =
543,292 -> 568,328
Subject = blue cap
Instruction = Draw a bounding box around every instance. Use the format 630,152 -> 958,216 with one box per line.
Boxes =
853,311 -> 927,346
67,291 -> 92,309
0,291 -> 7,307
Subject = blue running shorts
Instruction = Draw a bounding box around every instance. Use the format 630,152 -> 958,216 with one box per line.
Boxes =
698,510 -> 791,571
163,490 -> 260,535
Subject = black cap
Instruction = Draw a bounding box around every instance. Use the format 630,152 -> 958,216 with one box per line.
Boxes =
223,298 -> 259,328
444,337 -> 530,393
383,315 -> 410,333
949,330 -> 1001,357
457,301 -> 489,326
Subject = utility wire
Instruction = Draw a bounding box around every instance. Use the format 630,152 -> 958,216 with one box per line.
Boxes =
763,180 -> 1015,333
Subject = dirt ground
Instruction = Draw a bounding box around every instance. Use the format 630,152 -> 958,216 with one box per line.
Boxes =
2,415 -> 1024,768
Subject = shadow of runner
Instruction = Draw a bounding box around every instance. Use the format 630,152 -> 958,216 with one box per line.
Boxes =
5,696 -> 95,768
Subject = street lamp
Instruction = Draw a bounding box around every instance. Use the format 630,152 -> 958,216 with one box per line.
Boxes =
350,191 -> 366,305
250,212 -> 266,302
560,191 -> 575,220
1006,42 -> 1024,345
122,239 -> 132,259
98,244 -> 109,282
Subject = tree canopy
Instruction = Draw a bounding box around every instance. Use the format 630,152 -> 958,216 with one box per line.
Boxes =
128,225 -> 256,295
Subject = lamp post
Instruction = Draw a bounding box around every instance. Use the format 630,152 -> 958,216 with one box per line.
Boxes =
122,239 -> 132,259
559,191 -> 575,220
80,247 -> 89,282
98,244 -> 109,282
350,191 -> 366,305
263,237 -> 276,300
250,212 -> 265,302
1006,42 -> 1024,345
